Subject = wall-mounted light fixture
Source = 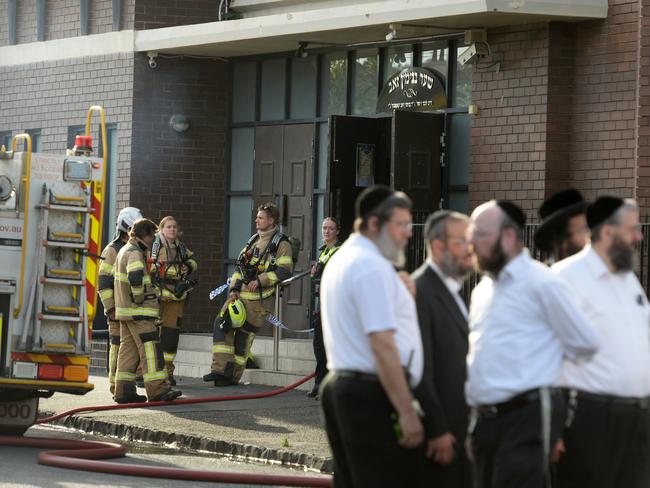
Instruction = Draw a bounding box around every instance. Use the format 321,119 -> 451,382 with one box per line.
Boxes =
169,115 -> 190,133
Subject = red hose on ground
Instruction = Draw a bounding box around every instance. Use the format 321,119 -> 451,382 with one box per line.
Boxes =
0,436 -> 332,486
3,372 -> 333,487
38,372 -> 316,424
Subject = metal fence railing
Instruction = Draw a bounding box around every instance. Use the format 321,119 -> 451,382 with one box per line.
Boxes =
408,222 -> 650,302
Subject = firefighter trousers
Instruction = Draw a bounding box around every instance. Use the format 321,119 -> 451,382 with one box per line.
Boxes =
159,299 -> 184,376
109,319 -> 143,394
210,321 -> 258,383
115,319 -> 169,401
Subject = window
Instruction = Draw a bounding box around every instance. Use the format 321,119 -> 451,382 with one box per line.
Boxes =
421,41 -> 449,81
25,129 -> 42,152
447,114 -> 470,213
230,128 -> 255,192
320,52 -> 347,116
260,58 -> 286,121
228,197 -> 253,259
290,56 -> 317,119
232,61 -> 257,123
383,45 -> 413,82
0,131 -> 12,151
454,46 -> 472,108
352,49 -> 379,116
67,125 -> 85,149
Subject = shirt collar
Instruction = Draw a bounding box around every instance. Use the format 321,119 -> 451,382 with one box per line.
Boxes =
428,259 -> 463,294
351,233 -> 384,259
497,248 -> 530,281
583,245 -> 611,279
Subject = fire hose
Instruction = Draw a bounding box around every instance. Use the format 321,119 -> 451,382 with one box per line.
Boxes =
1,372 -> 333,487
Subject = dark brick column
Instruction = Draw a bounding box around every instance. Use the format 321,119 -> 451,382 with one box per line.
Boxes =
131,53 -> 230,331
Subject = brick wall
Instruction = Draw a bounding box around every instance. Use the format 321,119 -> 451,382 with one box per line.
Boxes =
16,0 -> 37,44
637,0 -> 650,214
131,54 -> 230,331
0,52 -> 135,215
0,0 -> 136,47
134,0 -> 219,30
570,0 -> 638,202
0,1 -> 7,45
469,23 -> 550,217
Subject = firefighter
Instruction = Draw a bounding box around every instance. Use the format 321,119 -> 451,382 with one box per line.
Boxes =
113,218 -> 182,403
307,216 -> 341,399
203,202 -> 293,386
98,207 -> 143,396
151,216 -> 198,386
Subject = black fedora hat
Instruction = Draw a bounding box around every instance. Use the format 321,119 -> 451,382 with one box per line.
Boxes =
534,189 -> 588,252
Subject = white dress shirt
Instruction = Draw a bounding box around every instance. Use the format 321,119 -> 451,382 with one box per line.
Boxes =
429,260 -> 468,319
320,234 -> 424,388
552,246 -> 650,397
465,250 -> 599,406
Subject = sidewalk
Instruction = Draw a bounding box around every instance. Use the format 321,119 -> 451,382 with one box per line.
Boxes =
39,374 -> 332,472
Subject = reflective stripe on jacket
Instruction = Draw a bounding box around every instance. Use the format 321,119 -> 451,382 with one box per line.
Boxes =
230,230 -> 293,302
114,237 -> 160,320
153,237 -> 198,301
98,239 -> 127,315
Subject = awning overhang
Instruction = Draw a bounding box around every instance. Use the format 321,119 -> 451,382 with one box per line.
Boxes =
135,0 -> 608,58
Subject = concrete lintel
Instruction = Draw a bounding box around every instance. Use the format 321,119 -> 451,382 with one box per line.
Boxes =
135,0 -> 607,57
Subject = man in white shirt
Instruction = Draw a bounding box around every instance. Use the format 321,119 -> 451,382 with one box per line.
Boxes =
412,210 -> 473,488
320,185 -> 425,488
552,196 -> 650,488
466,200 -> 599,488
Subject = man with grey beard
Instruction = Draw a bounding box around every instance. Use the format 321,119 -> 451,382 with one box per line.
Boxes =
552,196 -> 650,488
320,185 -> 425,487
465,200 -> 598,488
412,210 -> 473,488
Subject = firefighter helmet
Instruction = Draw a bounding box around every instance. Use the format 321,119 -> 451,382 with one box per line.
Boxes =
228,299 -> 246,328
116,207 -> 143,235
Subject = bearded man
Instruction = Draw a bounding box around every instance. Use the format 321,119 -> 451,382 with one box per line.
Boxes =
319,185 -> 426,487
412,210 -> 474,488
552,196 -> 650,488
465,200 -> 598,488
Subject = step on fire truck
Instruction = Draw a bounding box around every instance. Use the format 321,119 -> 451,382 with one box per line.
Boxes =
0,106 -> 107,434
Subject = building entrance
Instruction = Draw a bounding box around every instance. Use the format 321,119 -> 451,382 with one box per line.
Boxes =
328,110 -> 444,270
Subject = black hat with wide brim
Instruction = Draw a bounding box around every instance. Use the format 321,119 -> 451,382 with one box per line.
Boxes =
534,189 -> 588,252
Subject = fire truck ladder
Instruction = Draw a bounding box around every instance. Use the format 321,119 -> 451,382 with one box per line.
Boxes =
30,185 -> 92,354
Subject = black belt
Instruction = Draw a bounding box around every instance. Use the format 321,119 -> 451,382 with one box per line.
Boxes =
478,388 -> 544,418
334,370 -> 380,382
575,391 -> 650,409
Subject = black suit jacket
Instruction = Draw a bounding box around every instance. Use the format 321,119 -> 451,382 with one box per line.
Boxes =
412,263 -> 470,443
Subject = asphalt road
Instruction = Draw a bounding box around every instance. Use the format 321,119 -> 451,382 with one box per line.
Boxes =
0,424 -> 326,488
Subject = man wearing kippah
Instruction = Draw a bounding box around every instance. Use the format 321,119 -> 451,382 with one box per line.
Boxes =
465,200 -> 599,488
534,189 -> 589,263
319,185 -> 426,487
552,196 -> 650,488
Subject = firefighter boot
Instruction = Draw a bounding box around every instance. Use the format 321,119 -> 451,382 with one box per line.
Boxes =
114,383 -> 147,404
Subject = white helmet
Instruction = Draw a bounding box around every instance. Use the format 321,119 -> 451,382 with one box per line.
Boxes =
115,207 -> 143,235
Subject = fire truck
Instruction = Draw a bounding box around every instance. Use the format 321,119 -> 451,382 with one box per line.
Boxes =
0,106 -> 107,434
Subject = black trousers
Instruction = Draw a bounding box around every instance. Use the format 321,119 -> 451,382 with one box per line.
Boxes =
312,312 -> 328,386
472,391 -> 564,488
420,439 -> 473,488
320,372 -> 425,488
556,394 -> 650,488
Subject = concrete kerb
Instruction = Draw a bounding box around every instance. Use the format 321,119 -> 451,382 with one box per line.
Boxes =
39,411 -> 333,473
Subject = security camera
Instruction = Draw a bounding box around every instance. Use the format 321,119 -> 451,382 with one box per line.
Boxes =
147,51 -> 158,69
458,42 -> 490,66
385,23 -> 401,42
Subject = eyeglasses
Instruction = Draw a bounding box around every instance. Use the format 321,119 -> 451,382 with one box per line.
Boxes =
388,219 -> 413,231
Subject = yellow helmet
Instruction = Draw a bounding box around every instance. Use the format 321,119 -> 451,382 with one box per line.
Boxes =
227,299 -> 246,328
